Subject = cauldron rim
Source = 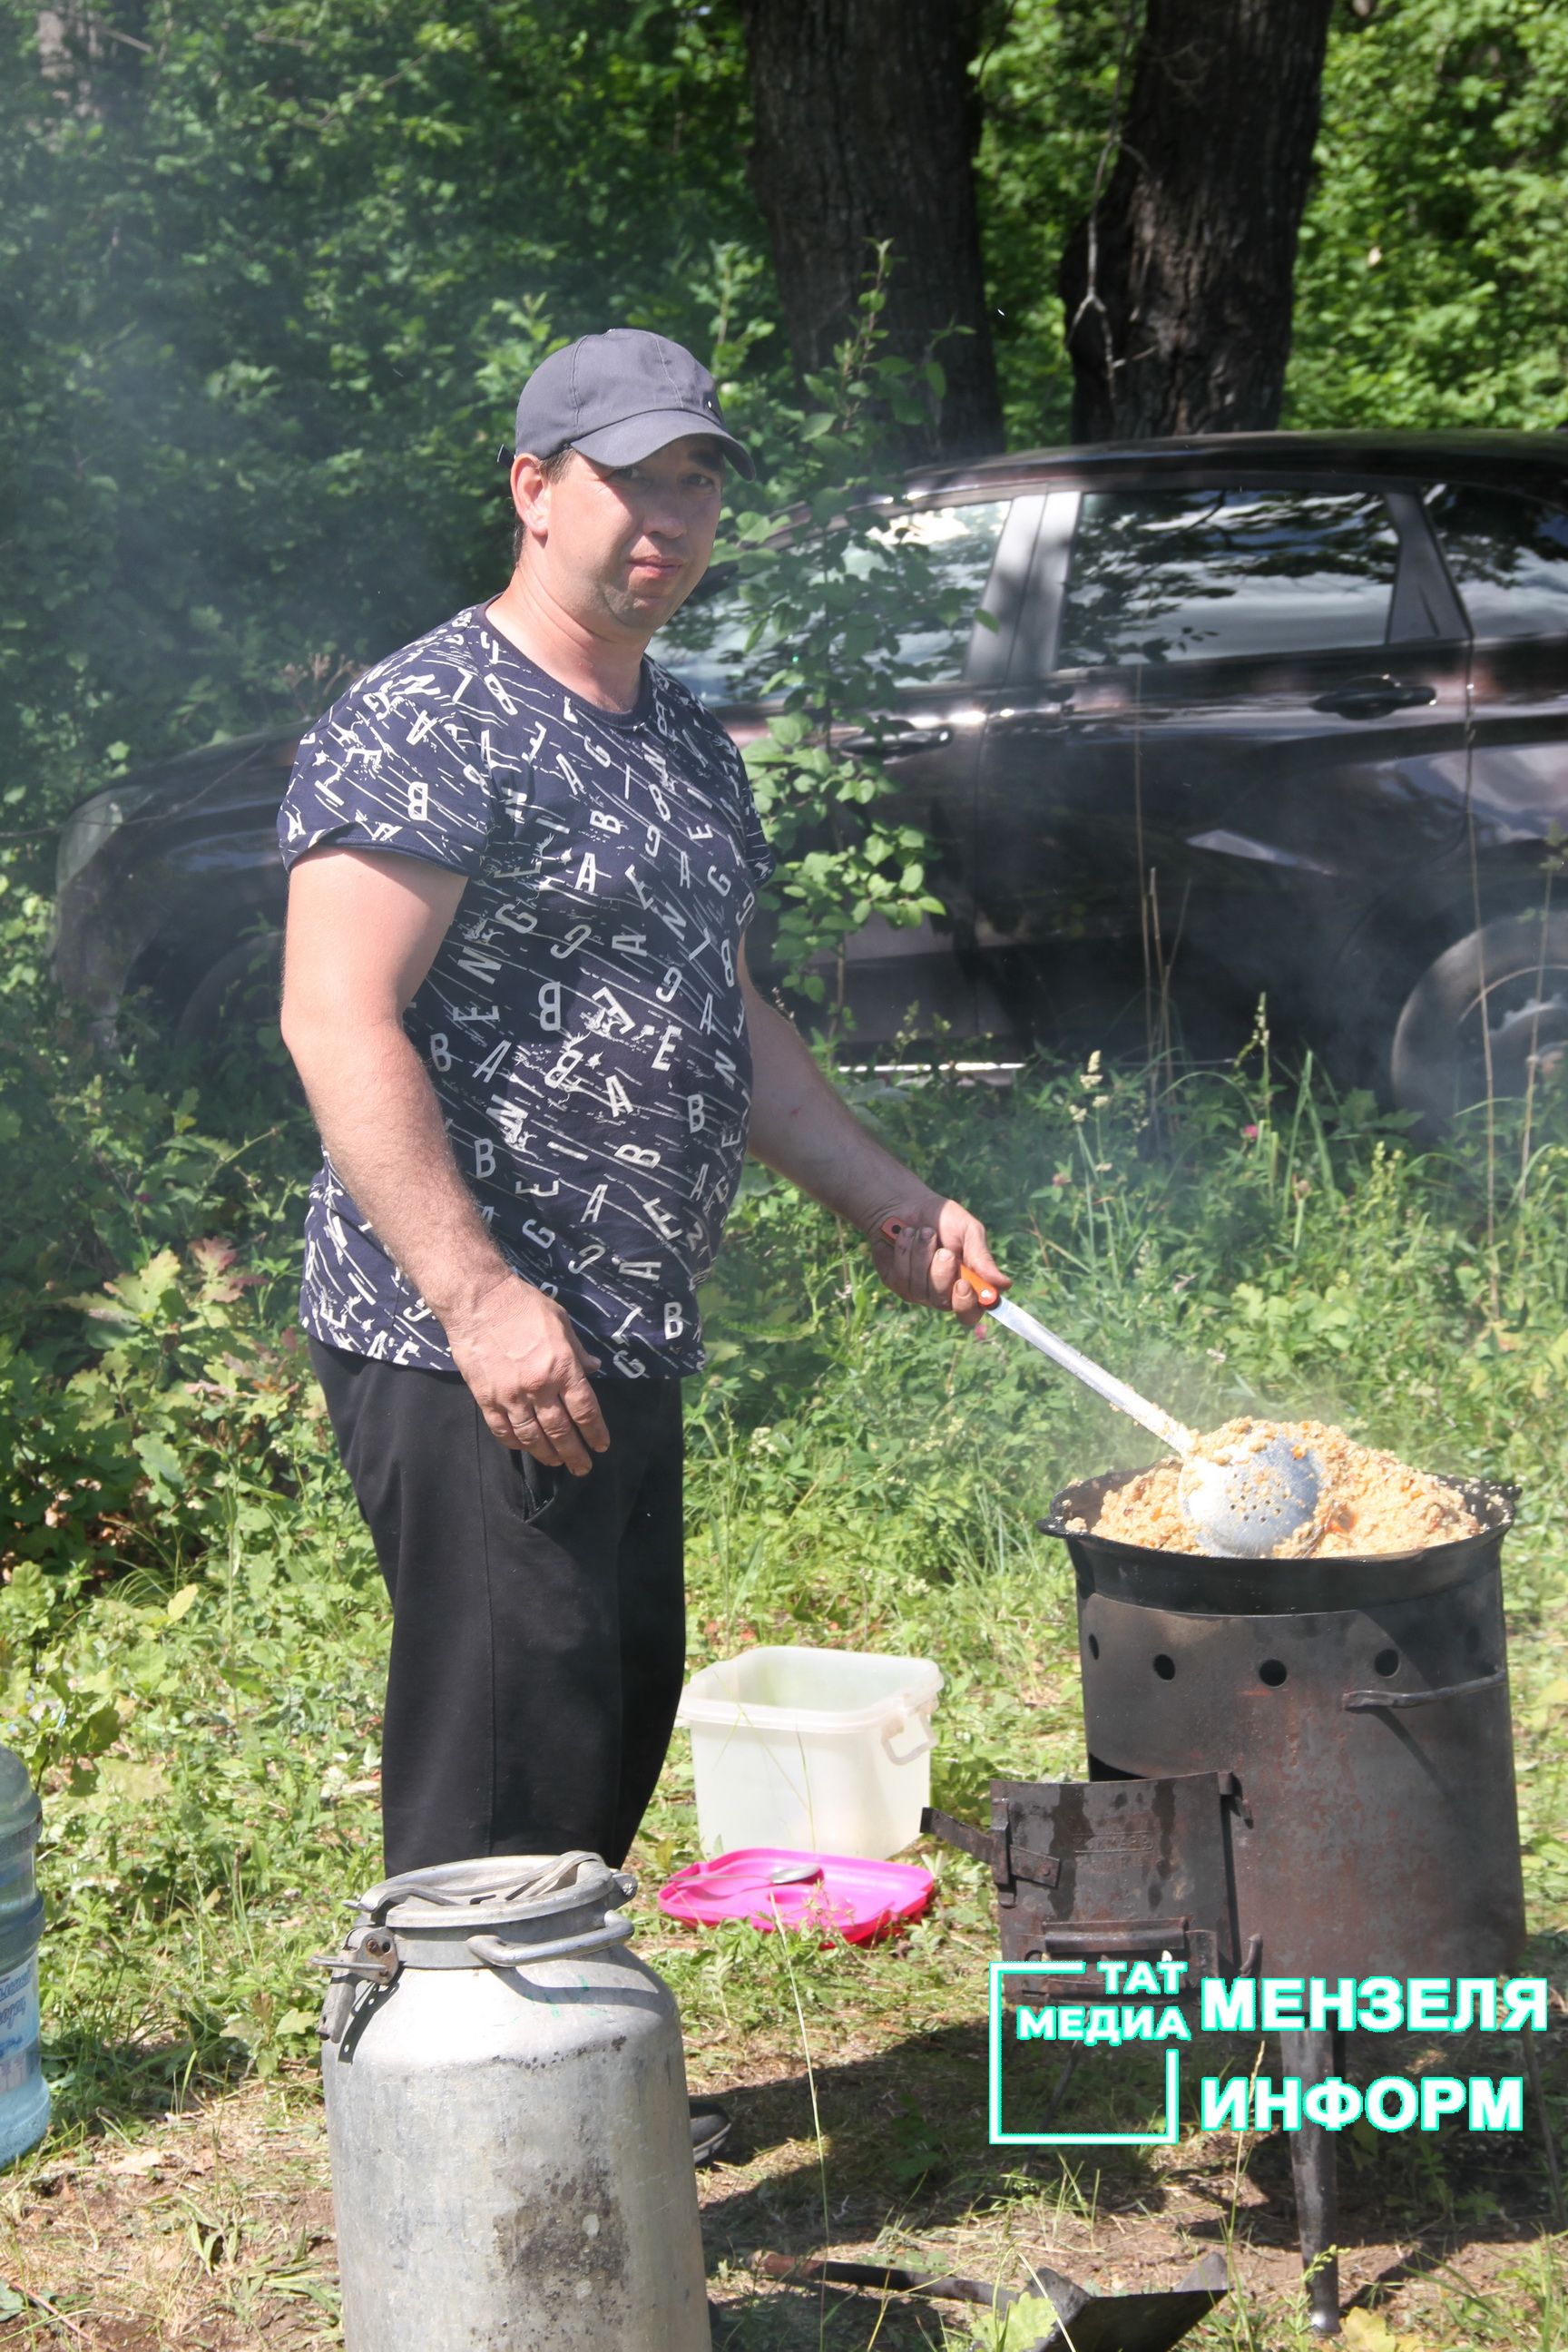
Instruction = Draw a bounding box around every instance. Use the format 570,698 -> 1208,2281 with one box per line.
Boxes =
1042,1468 -> 1517,1613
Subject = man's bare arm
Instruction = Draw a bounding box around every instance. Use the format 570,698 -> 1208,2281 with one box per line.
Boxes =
739,946 -> 1006,1320
279,847 -> 609,1471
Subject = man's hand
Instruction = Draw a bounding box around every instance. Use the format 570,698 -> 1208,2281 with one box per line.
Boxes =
867,1200 -> 1009,1329
443,1274 -> 610,1474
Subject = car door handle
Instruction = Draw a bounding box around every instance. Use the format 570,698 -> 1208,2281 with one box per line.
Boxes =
839,724 -> 954,757
1311,676 -> 1437,719
990,704 -> 1074,738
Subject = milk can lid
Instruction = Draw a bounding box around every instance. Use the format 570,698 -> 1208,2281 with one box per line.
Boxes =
351,1850 -> 630,1933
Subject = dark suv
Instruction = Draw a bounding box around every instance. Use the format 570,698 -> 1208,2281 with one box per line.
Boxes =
54,432 -> 1568,1122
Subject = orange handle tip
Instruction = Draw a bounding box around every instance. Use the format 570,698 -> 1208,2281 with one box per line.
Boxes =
960,1262 -> 1000,1309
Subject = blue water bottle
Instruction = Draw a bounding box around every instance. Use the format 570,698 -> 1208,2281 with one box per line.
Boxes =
0,1747 -> 47,2165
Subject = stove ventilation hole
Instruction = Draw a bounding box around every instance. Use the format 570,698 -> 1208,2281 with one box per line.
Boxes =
1373,1648 -> 1400,1678
1258,1658 -> 1289,1687
1152,1653 -> 1176,1681
1086,1633 -> 1100,1660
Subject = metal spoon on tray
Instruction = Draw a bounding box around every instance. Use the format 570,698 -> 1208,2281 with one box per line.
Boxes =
882,1221 -> 1320,1557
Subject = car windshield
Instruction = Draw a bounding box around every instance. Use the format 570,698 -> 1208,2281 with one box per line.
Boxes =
651,500 -> 1008,704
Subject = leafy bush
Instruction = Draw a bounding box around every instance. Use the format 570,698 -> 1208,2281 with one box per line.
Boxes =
0,0 -> 762,818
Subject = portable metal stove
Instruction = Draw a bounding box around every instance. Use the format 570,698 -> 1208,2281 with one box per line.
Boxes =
927,1472 -> 1528,2337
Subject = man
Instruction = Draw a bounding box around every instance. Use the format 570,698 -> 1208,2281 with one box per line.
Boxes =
278,328 -> 1004,2146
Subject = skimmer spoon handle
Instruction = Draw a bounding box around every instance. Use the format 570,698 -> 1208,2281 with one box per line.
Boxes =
881,1222 -> 1193,1454
879,1224 -> 1319,1557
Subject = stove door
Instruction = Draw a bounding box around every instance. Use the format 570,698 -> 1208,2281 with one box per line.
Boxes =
964,1773 -> 1240,1997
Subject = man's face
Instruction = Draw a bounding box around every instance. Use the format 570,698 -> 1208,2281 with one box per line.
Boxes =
514,436 -> 726,639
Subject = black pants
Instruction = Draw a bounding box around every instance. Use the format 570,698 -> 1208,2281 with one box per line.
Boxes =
309,1338 -> 687,1877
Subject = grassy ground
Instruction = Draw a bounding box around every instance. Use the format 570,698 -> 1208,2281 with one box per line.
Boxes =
2,991 -> 1567,2347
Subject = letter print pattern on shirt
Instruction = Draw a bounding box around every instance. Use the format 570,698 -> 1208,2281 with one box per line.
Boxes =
278,605 -> 776,1377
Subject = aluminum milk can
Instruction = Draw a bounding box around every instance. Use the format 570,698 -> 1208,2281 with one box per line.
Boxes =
317,1851 -> 710,2352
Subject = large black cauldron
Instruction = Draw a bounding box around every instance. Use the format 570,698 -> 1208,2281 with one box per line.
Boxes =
1042,1470 -> 1524,1984
926,1473 -> 1528,2338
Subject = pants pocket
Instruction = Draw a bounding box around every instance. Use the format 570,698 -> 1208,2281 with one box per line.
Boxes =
512,1447 -> 564,1526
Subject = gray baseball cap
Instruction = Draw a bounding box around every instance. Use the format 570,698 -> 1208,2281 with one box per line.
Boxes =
511,328 -> 755,480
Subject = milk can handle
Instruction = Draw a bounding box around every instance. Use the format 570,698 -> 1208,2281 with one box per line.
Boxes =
467,1914 -> 634,1971
881,1702 -> 937,1767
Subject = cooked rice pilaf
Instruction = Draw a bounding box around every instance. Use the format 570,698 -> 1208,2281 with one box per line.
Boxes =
1075,1417 -> 1480,1557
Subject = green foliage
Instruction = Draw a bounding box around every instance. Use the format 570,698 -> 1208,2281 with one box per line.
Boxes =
975,0 -> 1131,446
0,0 -> 761,818
735,413 -> 956,996
976,0 -> 1568,439
5,0 -> 1567,863
4,4 -> 1568,2178
663,251 -> 973,1017
966,2290 -> 1068,2352
0,852 -> 320,1754
1290,0 -> 1568,429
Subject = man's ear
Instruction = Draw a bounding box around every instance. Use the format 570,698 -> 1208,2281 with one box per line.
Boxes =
512,453 -> 551,552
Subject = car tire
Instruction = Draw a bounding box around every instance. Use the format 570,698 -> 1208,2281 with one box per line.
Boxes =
172,928 -> 285,1054
1390,908 -> 1568,1131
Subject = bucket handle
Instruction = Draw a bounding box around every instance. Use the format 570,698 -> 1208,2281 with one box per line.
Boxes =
881,1702 -> 937,1768
467,1914 -> 633,1972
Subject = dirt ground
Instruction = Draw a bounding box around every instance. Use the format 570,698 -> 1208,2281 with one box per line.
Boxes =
0,2004 -> 1562,2350
696,2009 -> 1568,2347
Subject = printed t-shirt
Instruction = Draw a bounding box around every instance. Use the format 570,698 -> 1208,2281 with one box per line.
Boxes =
277,603 -> 775,1377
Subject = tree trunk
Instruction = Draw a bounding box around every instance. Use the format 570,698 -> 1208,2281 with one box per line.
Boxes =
1060,0 -> 1335,439
740,0 -> 1003,459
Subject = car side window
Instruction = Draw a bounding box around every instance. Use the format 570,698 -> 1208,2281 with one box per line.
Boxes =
845,499 -> 1012,687
1426,485 -> 1568,641
648,564 -> 769,704
651,499 -> 1010,704
1054,488 -> 1401,669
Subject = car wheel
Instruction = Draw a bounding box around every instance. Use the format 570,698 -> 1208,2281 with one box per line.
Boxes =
172,928 -> 285,1054
1390,909 -> 1568,1130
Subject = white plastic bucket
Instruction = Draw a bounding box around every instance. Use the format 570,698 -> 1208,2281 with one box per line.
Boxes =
676,1645 -> 943,1860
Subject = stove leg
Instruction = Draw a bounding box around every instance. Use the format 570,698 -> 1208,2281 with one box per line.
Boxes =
1520,2028 -> 1566,2230
1279,2028 -> 1341,2337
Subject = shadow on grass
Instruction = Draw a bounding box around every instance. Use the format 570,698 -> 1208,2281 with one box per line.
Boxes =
41,2026 -> 253,2138
703,2019 -> 1171,2249
699,2014 -> 1566,2289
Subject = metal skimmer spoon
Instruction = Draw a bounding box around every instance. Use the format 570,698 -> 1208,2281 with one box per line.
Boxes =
884,1225 -> 1320,1557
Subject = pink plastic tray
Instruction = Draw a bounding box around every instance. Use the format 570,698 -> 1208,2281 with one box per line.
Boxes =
657,1847 -> 935,1945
